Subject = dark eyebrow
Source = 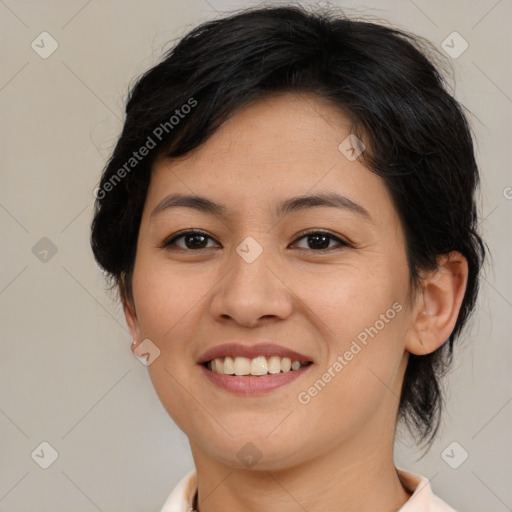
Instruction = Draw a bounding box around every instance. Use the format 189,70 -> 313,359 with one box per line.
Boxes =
275,192 -> 370,219
150,194 -> 227,219
150,192 -> 370,220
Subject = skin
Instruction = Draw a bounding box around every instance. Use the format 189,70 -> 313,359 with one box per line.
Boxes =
123,92 -> 468,512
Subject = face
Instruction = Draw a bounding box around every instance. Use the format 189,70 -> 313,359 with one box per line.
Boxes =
125,92 -> 416,471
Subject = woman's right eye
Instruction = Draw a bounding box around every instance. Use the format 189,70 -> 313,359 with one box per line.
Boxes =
161,230 -> 220,250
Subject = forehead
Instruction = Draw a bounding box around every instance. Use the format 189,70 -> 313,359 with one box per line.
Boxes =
145,92 -> 394,221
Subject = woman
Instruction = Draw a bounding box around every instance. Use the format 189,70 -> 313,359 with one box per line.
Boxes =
90,5 -> 485,511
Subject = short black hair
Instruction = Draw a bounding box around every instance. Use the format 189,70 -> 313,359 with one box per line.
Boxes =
90,4 -> 485,448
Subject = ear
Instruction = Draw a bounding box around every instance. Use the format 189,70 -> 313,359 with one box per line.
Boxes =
405,251 -> 468,356
119,274 -> 141,351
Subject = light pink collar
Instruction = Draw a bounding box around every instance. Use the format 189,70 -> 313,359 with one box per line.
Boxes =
159,468 -> 457,512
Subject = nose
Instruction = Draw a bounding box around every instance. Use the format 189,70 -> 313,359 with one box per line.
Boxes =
209,239 -> 293,328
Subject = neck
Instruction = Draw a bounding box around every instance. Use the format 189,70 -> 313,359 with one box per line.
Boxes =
190,436 -> 411,512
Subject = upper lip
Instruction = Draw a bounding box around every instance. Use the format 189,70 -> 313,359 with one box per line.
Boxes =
197,343 -> 313,365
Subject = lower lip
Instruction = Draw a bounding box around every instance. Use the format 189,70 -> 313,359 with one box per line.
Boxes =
198,364 -> 313,395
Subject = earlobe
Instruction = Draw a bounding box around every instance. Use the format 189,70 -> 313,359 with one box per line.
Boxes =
406,251 -> 468,356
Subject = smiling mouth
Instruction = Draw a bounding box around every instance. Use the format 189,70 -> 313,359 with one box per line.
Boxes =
203,355 -> 313,376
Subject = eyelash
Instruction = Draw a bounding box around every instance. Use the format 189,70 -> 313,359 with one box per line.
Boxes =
160,229 -> 352,252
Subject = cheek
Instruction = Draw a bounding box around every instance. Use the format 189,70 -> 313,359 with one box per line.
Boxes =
302,262 -> 410,393
131,254 -> 207,340
130,258 -> 211,432
307,262 -> 407,339
295,280 -> 408,444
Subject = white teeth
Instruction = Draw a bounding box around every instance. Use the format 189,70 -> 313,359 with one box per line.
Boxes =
250,356 -> 268,375
291,360 -> 301,371
223,356 -> 235,375
207,356 -> 308,376
268,356 -> 281,374
234,357 -> 251,375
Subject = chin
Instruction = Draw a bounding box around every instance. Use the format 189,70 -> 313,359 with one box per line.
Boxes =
200,435 -> 315,472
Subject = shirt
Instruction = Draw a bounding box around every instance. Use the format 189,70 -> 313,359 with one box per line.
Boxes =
159,468 -> 457,512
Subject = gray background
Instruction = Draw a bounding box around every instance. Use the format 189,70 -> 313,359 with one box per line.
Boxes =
0,0 -> 510,510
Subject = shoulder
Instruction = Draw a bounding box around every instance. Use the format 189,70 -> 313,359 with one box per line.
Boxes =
396,468 -> 458,512
159,470 -> 197,512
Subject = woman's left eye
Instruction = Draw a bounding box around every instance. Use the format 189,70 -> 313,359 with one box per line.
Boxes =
292,230 -> 349,251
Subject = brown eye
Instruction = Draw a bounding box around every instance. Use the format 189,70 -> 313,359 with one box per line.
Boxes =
161,229 -> 350,252
292,230 -> 349,251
